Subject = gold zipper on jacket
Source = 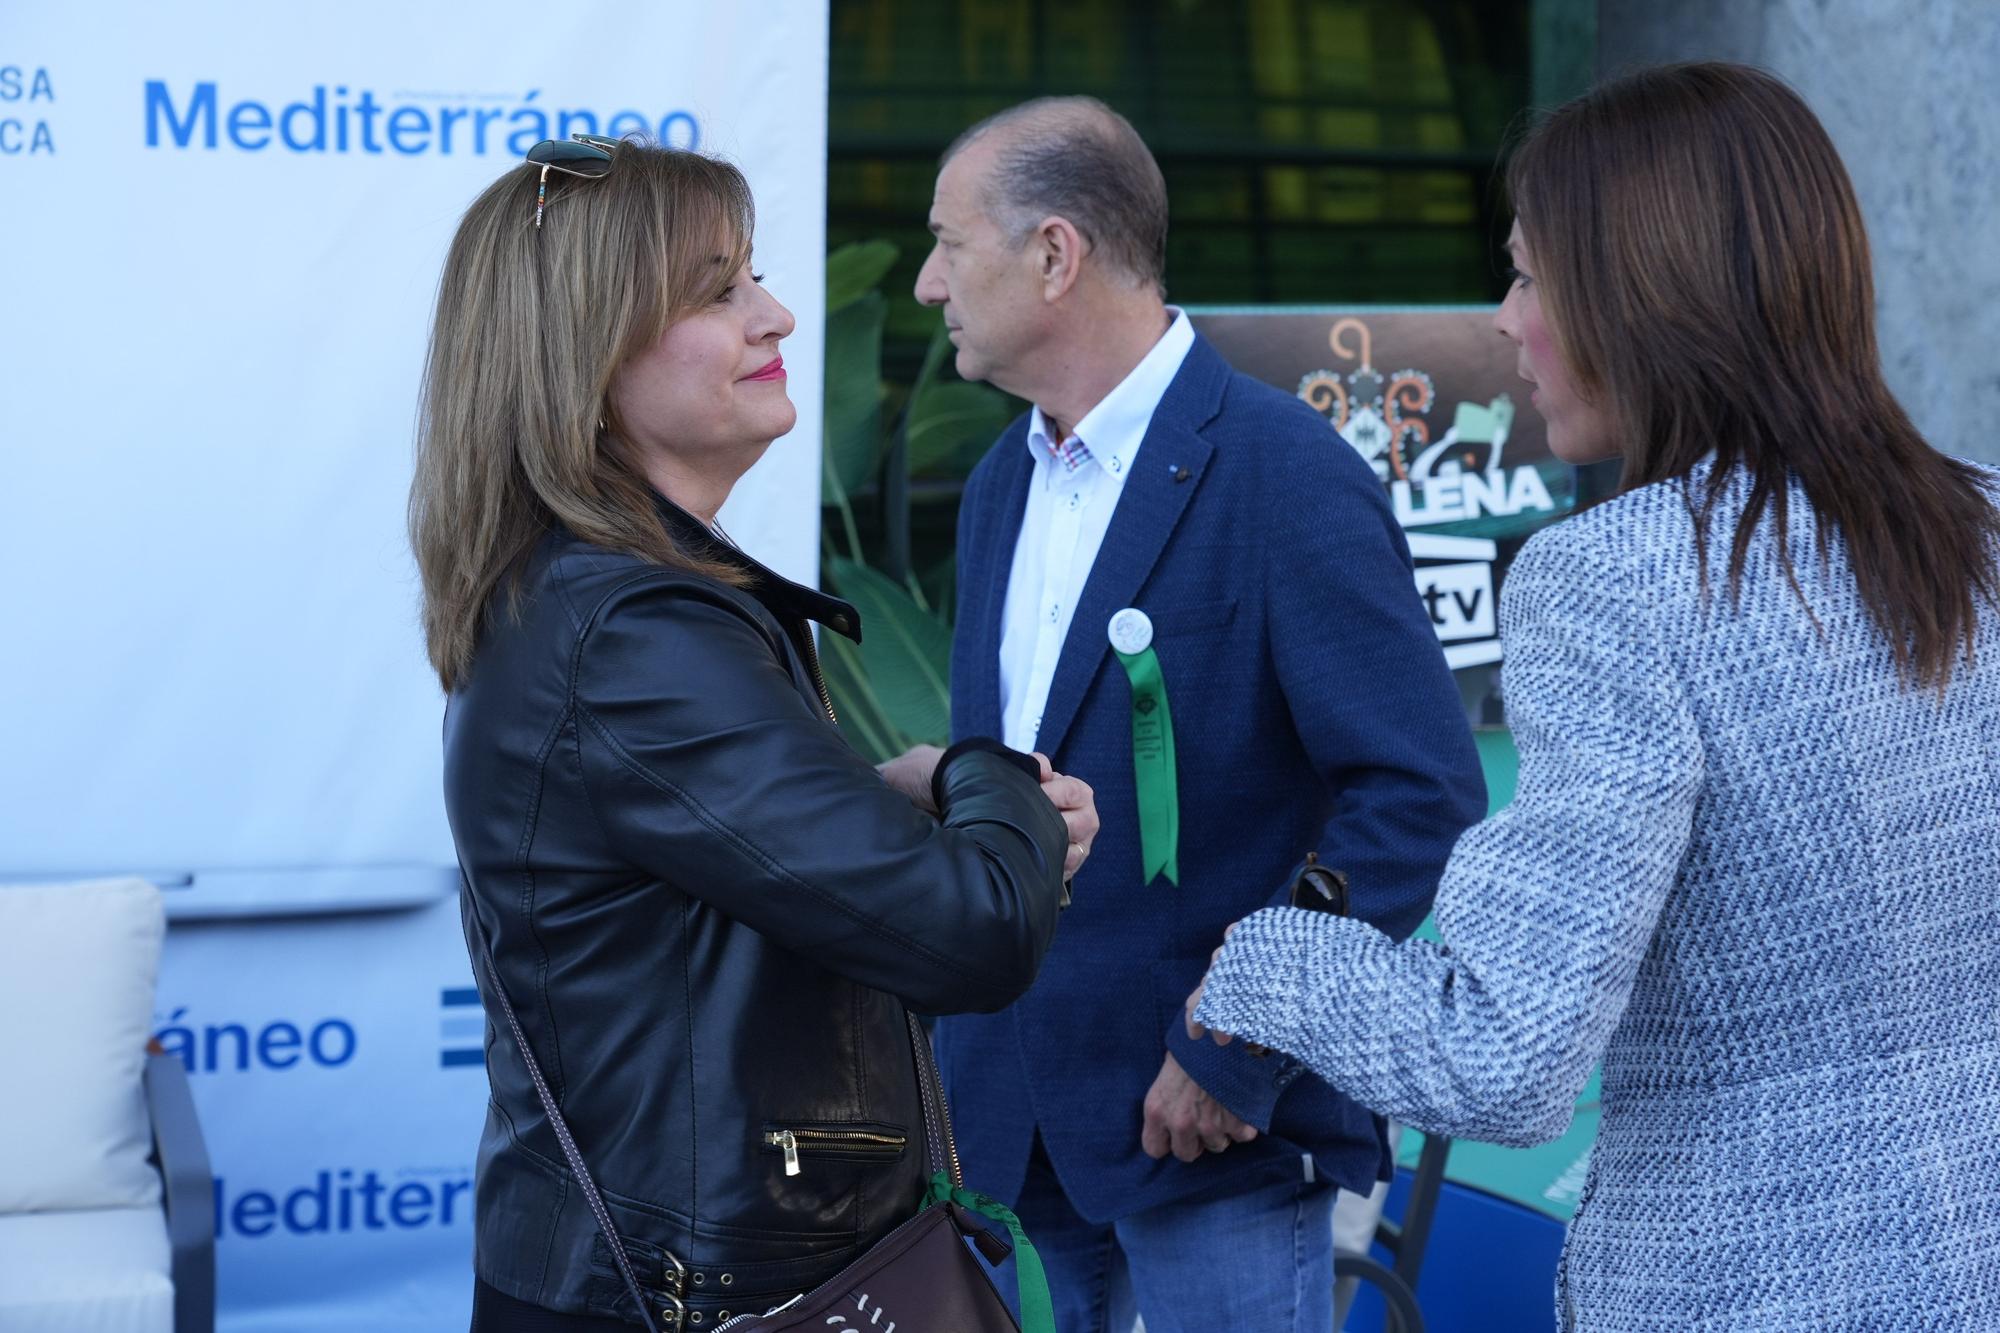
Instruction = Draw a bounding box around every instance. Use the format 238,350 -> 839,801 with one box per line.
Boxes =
931,1045 -> 965,1188
799,631 -> 839,725
762,1127 -> 907,1177
906,1011 -> 962,1189
943,1092 -> 963,1188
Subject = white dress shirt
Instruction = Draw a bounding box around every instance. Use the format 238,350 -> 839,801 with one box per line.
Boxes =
998,309 -> 1196,752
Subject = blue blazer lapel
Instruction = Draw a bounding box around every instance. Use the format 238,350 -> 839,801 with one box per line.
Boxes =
961,435 -> 1035,741
1031,338 -> 1229,760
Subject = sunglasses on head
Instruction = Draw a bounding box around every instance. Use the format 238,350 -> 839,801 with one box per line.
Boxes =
525,133 -> 622,229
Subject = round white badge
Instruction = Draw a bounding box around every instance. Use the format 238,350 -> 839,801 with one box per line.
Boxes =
1108,607 -> 1154,655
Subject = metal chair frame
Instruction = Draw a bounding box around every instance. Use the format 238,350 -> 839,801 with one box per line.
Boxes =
1333,1133 -> 1451,1333
145,1050 -> 217,1333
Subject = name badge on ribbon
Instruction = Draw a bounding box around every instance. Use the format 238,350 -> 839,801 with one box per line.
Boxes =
1109,608 -> 1179,886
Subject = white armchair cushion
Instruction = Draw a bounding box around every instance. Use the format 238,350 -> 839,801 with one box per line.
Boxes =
0,1206 -> 173,1332
0,878 -> 166,1212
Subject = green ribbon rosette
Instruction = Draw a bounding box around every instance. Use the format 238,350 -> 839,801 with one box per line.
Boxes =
1107,608 -> 1179,886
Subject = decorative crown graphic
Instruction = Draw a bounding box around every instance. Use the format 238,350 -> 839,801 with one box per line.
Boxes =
1298,317 -> 1515,487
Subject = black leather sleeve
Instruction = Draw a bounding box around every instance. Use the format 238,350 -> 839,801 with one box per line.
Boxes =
570,574 -> 1070,1014
930,736 -> 1042,809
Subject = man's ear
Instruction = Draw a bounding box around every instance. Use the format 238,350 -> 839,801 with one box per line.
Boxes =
1036,216 -> 1087,303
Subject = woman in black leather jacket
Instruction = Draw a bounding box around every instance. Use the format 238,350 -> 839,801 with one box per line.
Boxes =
409,138 -> 1094,1331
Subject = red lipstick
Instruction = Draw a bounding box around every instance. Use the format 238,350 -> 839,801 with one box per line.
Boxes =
742,355 -> 786,383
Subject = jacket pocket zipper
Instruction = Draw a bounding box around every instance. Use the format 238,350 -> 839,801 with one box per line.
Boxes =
761,1127 -> 908,1178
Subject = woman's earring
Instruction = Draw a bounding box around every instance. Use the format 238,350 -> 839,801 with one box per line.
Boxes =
597,416 -> 607,434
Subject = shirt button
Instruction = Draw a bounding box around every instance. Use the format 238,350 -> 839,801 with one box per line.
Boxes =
1109,457 -> 1121,473
1048,603 -> 1060,622
1068,495 -> 1079,511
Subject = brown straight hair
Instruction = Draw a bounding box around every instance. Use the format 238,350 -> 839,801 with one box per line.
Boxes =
1507,62 -> 1998,689
409,142 -> 754,692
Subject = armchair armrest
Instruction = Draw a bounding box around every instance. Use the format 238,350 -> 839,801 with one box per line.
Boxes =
145,1049 -> 215,1333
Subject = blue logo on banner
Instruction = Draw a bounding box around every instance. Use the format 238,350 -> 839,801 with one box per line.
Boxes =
143,81 -> 699,156
2,64 -> 57,155
440,986 -> 484,1069
214,1167 -> 473,1239
155,1007 -> 357,1074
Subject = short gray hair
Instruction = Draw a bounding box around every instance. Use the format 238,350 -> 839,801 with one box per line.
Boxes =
944,97 -> 1168,295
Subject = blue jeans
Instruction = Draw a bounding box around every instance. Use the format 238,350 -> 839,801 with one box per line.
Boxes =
993,1135 -> 1338,1333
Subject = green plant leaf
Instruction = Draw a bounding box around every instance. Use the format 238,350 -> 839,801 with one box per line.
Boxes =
823,290 -> 887,504
909,320 -> 953,399
826,240 -> 900,315
906,380 -> 1015,477
826,555 -> 952,746
817,627 -> 911,765
920,553 -> 957,625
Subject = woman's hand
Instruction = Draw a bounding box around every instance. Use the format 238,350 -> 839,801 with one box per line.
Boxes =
1184,922 -> 1244,1046
884,744 -> 1095,878
1032,752 -> 1098,881
876,745 -> 944,814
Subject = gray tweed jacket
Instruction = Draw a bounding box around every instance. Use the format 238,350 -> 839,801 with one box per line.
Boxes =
1196,463 -> 2000,1331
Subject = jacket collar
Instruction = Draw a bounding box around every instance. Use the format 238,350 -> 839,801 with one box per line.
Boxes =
651,491 -> 862,642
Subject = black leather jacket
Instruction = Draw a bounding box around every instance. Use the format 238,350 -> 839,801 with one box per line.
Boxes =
443,498 -> 1068,1325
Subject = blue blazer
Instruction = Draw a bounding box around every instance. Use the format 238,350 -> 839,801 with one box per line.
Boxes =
937,334 -> 1487,1221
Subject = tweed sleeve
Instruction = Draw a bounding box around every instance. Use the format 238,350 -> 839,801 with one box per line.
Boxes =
1166,406 -> 1485,1129
1192,518 -> 1705,1146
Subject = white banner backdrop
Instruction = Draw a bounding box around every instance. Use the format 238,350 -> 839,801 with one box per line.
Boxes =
0,4 -> 829,1328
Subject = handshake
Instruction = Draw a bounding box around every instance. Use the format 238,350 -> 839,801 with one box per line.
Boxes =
877,744 -> 1100,883
878,743 -> 1257,1164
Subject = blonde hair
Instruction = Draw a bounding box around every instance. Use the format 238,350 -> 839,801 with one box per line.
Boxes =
409,142 -> 755,691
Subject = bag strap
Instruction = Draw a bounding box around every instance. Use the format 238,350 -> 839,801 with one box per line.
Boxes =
465,884 -> 959,1329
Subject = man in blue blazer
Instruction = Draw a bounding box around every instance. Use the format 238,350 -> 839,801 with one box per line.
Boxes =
915,96 -> 1486,1331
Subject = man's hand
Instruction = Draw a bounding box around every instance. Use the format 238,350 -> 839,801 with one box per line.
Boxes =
1032,752 -> 1097,881
877,745 -> 945,814
1139,1050 -> 1259,1162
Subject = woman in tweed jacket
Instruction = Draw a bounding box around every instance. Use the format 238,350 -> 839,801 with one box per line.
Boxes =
1188,63 -> 2000,1331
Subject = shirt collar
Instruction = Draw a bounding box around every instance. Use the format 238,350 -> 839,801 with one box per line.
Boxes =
1025,307 -> 1195,479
